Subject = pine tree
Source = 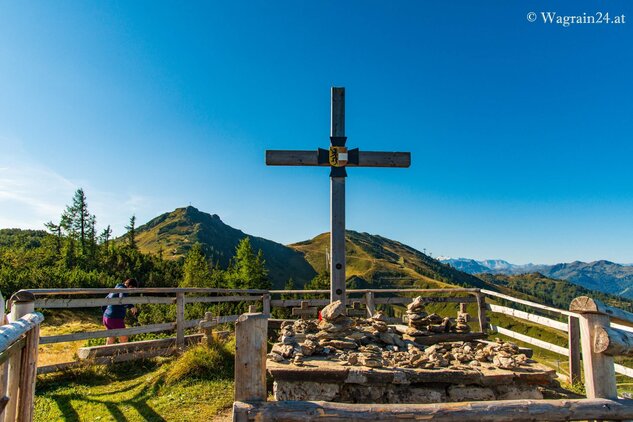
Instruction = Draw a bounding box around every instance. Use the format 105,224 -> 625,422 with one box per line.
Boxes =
229,237 -> 270,290
44,221 -> 62,254
125,215 -> 137,250
181,244 -> 212,287
99,225 -> 112,252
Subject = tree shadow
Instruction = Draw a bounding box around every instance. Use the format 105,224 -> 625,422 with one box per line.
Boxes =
48,380 -> 166,421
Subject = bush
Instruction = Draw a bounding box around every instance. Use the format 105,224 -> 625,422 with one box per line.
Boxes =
165,342 -> 234,384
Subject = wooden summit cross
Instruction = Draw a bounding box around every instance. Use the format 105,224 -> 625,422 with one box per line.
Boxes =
266,87 -> 411,306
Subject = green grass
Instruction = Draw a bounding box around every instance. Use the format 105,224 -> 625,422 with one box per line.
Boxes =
35,345 -> 235,422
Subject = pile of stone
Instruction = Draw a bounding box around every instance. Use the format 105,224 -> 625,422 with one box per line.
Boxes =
268,300 -> 530,372
405,296 -> 470,336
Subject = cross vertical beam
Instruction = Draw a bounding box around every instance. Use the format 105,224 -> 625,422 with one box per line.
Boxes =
330,87 -> 346,306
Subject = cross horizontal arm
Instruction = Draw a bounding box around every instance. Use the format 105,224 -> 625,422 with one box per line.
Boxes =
266,150 -> 318,166
266,150 -> 410,168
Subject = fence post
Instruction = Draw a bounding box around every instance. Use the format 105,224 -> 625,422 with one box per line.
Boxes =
568,315 -> 582,384
176,292 -> 185,349
570,296 -> 617,399
365,291 -> 375,318
234,312 -> 267,402
199,312 -> 215,347
262,294 -> 271,317
475,292 -> 488,333
9,291 -> 39,422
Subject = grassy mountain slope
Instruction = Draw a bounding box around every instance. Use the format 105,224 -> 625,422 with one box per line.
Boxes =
290,231 -> 489,290
135,206 -> 316,289
478,272 -> 633,311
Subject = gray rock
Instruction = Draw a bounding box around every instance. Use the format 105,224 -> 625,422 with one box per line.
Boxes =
321,300 -> 346,321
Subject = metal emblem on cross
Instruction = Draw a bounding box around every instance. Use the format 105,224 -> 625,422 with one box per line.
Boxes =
266,87 -> 411,306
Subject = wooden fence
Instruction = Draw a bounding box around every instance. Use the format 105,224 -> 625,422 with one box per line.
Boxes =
6,286 -> 633,387
232,294 -> 633,421
0,292 -> 44,422
11,288 -> 268,374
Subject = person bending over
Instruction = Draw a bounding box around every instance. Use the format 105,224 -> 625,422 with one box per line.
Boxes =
103,278 -> 138,344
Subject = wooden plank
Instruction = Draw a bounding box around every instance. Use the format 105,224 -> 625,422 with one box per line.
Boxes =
612,322 -> 633,333
0,313 -> 44,350
0,337 -> 26,366
5,346 -> 22,422
571,296 -> 633,327
475,293 -> 488,333
490,325 -> 569,356
262,294 -> 271,317
349,151 -> 411,168
594,325 -> 633,356
176,292 -> 185,349
40,322 -> 176,344
577,313 -> 617,399
365,292 -> 375,317
234,313 -> 267,402
232,398 -> 633,421
270,299 -> 329,308
374,296 -> 476,305
487,303 -> 568,332
264,151 -> 411,168
17,315 -> 40,421
35,296 -> 175,308
330,178 -> 346,305
0,361 -> 7,422
265,150 -> 319,166
184,295 -> 262,304
269,288 -> 481,294
615,363 -> 633,378
481,289 -> 577,317
183,315 -> 239,330
78,334 -> 203,359
22,287 -> 268,295
567,315 -> 581,384
38,348 -> 181,374
330,87 -> 346,307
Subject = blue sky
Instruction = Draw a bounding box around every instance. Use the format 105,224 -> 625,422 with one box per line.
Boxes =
1,1 -> 632,264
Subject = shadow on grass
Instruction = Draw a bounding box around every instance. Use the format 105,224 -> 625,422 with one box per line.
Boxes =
48,382 -> 166,421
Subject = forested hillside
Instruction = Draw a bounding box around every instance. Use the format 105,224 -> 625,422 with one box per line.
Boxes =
0,190 -> 274,297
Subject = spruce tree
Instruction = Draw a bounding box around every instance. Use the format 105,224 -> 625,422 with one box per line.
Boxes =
181,243 -> 211,287
229,237 -> 270,290
125,215 -> 137,250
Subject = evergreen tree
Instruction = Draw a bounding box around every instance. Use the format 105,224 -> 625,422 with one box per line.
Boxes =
228,237 -> 270,289
44,221 -> 62,254
125,215 -> 137,250
61,188 -> 93,255
99,225 -> 112,254
305,270 -> 330,290
181,243 -> 212,287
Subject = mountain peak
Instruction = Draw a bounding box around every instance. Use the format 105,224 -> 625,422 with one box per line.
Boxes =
133,206 -> 316,289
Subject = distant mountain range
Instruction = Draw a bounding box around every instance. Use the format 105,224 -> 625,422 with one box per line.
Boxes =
439,257 -> 633,299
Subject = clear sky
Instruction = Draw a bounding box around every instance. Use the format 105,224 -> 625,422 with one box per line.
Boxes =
1,1 -> 632,264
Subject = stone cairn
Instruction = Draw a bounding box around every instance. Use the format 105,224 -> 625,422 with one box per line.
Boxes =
268,298 -> 530,371
404,296 -> 470,337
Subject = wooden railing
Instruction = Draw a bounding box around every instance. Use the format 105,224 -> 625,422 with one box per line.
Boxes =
9,285 -> 633,386
11,288 -> 268,374
0,292 -> 44,422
